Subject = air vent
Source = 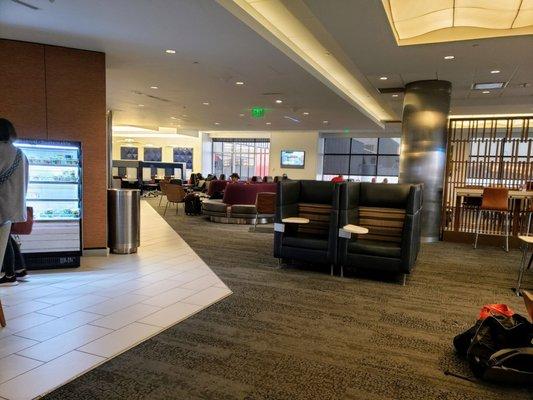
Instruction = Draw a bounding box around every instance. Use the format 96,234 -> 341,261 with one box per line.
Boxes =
131,90 -> 171,102
378,87 -> 405,94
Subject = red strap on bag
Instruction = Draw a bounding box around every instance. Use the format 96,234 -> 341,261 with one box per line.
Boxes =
478,304 -> 514,320
10,207 -> 34,235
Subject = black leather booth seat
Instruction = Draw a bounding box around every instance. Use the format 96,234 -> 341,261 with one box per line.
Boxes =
339,182 -> 423,278
274,180 -> 341,271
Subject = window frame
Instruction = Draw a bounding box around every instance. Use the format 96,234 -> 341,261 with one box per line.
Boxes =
211,138 -> 270,179
322,137 -> 400,178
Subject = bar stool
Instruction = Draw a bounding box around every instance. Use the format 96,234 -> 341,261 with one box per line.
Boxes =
158,181 -> 168,207
523,199 -> 533,235
516,236 -> 533,295
0,299 -> 6,327
473,187 -> 510,252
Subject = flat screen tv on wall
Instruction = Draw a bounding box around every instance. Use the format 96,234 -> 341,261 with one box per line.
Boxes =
281,150 -> 305,168
120,146 -> 138,160
144,147 -> 162,162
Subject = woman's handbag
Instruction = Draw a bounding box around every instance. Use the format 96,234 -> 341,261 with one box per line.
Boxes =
11,207 -> 34,235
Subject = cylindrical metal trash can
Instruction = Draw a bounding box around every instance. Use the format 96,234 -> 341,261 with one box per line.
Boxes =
108,189 -> 140,254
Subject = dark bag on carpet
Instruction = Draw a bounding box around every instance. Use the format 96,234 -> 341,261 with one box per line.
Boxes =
454,313 -> 533,384
184,193 -> 202,215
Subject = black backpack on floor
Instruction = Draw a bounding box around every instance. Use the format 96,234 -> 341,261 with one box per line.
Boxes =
454,313 -> 533,385
184,193 -> 202,215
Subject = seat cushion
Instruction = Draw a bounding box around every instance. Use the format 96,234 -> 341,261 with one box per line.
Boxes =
231,204 -> 256,214
283,234 -> 328,250
348,240 -> 401,259
202,200 -> 228,213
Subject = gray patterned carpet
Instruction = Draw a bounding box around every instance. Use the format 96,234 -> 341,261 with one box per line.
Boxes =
45,199 -> 532,400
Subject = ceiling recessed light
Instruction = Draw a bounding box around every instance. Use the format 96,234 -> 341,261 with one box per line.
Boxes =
165,49 -> 176,54
392,94 -> 399,98
482,90 -> 490,94
490,70 -> 501,74
473,82 -> 506,90
266,122 -> 271,125
182,114 -> 188,117
239,113 -> 245,117
202,102 -> 210,106
235,81 -> 245,85
302,112 -> 309,116
444,55 -> 455,60
150,86 -> 158,89
170,116 -> 177,120
275,99 -> 283,104
138,104 -> 144,107
323,120 -> 329,124
379,76 -> 388,80
214,122 -> 220,125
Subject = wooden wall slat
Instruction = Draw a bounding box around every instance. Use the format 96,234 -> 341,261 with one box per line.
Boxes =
0,40 -> 47,139
44,46 -> 107,249
443,117 -> 533,237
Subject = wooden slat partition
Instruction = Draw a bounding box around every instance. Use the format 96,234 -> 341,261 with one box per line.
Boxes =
442,117 -> 533,242
298,203 -> 331,235
358,207 -> 405,243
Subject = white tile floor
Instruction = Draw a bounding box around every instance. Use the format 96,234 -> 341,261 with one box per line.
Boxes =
0,201 -> 232,400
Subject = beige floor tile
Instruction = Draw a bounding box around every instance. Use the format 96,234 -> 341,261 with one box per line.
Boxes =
0,351 -> 104,400
78,322 -> 160,357
0,354 -> 42,384
17,325 -> 111,362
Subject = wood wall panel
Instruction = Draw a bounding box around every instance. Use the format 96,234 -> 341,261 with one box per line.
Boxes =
0,40 -> 47,139
44,46 -> 107,249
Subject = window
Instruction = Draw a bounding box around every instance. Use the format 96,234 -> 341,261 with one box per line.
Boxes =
322,137 -> 400,183
212,139 -> 270,179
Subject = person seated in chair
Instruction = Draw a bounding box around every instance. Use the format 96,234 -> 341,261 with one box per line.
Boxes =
219,174 -> 226,181
229,173 -> 240,183
331,174 -> 345,183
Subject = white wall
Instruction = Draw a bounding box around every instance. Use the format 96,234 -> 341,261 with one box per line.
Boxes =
269,131 -> 319,180
202,130 -> 320,180
112,134 -> 202,172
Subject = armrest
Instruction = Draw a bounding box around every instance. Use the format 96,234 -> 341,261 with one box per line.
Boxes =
400,209 -> 421,272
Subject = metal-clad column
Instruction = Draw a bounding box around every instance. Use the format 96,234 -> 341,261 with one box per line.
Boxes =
399,80 -> 452,242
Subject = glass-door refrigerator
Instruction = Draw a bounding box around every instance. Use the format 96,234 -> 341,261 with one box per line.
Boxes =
15,139 -> 82,269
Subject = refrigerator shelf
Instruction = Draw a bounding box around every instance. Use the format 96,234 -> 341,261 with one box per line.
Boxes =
34,217 -> 80,222
29,163 -> 79,167
27,198 -> 79,202
29,180 -> 79,184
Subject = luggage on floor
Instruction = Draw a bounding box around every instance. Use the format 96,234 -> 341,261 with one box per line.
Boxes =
453,304 -> 533,385
184,193 -> 202,215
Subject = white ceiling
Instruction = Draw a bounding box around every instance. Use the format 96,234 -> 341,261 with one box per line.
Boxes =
304,0 -> 533,116
0,0 -> 382,132
1,0 -> 532,133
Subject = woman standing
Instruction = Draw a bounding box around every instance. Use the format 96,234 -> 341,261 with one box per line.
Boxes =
0,119 -> 28,286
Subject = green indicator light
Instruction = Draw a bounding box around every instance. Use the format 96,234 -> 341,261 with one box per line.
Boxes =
344,128 -> 350,133
251,107 -> 265,118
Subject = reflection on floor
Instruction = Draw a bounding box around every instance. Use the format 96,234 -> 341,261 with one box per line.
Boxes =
0,201 -> 231,400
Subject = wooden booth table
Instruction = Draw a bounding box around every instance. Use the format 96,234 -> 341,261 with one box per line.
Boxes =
450,188 -> 533,245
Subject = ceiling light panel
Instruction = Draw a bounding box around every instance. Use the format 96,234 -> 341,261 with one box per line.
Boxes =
383,0 -> 533,44
219,0 -> 394,125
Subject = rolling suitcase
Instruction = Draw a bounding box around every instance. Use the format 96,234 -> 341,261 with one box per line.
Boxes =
184,193 -> 202,215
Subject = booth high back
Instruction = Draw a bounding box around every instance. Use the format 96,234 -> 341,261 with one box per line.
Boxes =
274,180 -> 342,273
339,182 -> 423,282
223,183 -> 277,205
